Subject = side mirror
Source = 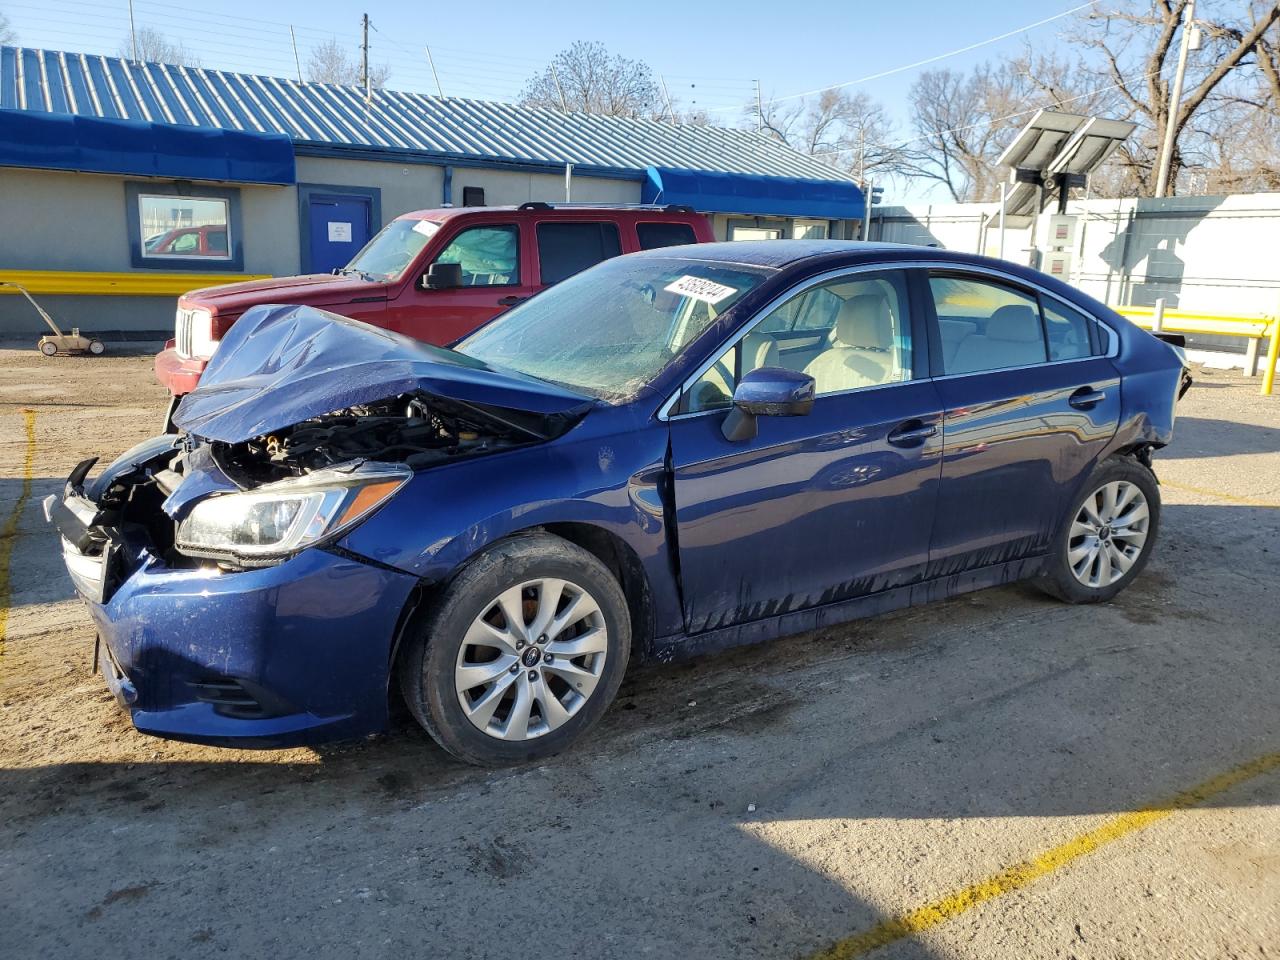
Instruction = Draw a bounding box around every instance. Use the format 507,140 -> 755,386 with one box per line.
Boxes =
722,367 -> 815,442
423,262 -> 463,290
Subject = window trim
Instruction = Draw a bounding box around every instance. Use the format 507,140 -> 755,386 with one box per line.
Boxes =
658,260 -> 1118,421
126,182 -> 243,272
431,222 -> 523,288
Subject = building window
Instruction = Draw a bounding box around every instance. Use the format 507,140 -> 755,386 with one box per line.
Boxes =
792,219 -> 829,239
125,183 -> 244,271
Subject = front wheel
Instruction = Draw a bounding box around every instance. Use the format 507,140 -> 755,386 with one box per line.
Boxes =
399,533 -> 630,766
1036,456 -> 1161,604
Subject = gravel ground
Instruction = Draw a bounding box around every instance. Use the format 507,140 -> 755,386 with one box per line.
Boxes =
0,346 -> 1276,960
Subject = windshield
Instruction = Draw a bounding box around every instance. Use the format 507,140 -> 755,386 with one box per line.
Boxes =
457,255 -> 772,399
343,218 -> 439,280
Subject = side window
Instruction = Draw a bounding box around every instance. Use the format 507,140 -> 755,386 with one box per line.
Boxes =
637,222 -> 696,250
536,222 -> 622,284
434,226 -> 520,286
929,276 -> 1046,375
684,271 -> 912,413
1043,298 -> 1096,361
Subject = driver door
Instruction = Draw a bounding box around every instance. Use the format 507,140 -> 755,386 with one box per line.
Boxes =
385,222 -> 536,345
667,268 -> 944,634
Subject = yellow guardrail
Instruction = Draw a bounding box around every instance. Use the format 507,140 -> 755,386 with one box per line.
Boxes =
1115,306 -> 1279,397
0,270 -> 271,297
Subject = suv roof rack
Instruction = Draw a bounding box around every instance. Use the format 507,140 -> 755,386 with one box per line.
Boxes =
515,202 -> 698,213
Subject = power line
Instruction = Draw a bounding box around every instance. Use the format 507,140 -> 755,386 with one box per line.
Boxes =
708,0 -> 1101,114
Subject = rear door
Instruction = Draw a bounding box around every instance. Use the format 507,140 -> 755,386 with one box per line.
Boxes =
668,267 -> 944,633
925,270 -> 1121,573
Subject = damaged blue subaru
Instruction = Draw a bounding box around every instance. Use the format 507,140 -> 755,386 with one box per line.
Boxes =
46,241 -> 1191,765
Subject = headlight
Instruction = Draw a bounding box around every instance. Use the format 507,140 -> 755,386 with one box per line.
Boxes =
189,307 -> 218,359
176,462 -> 410,564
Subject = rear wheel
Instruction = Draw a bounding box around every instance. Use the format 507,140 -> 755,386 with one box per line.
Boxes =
88,339 -> 106,355
39,340 -> 57,356
399,533 -> 630,766
1036,456 -> 1160,603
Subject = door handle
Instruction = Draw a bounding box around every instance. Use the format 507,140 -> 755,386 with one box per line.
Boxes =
1069,387 -> 1107,409
887,421 -> 938,447
497,295 -> 527,307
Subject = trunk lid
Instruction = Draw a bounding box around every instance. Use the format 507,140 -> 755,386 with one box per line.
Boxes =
173,304 -> 592,443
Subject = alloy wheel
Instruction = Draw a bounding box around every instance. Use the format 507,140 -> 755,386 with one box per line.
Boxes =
1067,480 -> 1151,588
454,578 -> 608,741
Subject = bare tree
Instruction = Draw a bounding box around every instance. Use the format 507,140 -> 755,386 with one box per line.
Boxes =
306,37 -> 390,88
1,11 -> 16,46
118,27 -> 200,66
755,88 -> 914,184
520,41 -> 660,117
1070,0 -> 1280,194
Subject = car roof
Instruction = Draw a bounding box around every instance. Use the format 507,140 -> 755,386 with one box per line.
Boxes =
396,204 -> 703,222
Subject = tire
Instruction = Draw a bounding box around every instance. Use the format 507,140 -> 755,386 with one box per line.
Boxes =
88,340 -> 106,355
398,533 -> 631,766
1035,455 -> 1161,604
39,341 -> 58,356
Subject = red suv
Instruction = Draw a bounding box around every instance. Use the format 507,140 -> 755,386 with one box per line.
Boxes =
156,203 -> 714,405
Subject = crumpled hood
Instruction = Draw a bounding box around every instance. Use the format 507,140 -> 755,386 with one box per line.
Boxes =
173,304 -> 592,443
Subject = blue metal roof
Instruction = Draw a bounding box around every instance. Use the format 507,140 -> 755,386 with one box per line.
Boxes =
644,167 -> 864,219
0,45 -> 856,184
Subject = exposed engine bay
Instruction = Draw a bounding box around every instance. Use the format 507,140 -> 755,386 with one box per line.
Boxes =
210,392 -> 534,488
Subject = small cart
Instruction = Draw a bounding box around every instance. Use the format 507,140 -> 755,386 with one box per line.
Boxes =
0,282 -> 106,356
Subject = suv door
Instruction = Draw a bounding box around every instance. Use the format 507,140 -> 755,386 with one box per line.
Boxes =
386,222 -> 535,345
925,271 -> 1121,574
667,268 -> 944,634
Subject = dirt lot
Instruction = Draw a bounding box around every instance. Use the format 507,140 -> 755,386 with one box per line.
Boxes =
1,346 -> 1277,960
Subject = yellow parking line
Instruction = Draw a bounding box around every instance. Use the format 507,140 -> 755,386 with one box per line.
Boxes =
805,751 -> 1280,960
0,409 -> 38,658
1160,478 -> 1279,509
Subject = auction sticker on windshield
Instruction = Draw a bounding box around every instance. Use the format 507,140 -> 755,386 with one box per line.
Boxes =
664,275 -> 738,305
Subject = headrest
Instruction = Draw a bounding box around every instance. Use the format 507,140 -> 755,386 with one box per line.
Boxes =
986,305 -> 1042,342
741,333 -> 779,370
835,294 -> 892,349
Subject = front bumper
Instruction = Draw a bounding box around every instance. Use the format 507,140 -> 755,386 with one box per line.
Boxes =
154,346 -> 207,396
46,473 -> 420,748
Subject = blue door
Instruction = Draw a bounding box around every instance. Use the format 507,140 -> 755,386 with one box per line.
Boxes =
308,194 -> 373,275
667,268 -> 943,634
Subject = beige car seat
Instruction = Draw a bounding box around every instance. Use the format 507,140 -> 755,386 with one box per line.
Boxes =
803,294 -> 895,393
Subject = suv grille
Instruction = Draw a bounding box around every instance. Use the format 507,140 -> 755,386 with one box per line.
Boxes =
175,306 -> 196,357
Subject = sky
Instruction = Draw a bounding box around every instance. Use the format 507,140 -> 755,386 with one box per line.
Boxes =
1,0 -> 1096,201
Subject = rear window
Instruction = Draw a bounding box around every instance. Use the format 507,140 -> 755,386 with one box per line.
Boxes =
637,221 -> 697,250
536,222 -> 622,284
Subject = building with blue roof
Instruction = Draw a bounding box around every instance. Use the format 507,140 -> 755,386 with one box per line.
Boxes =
0,45 -> 864,335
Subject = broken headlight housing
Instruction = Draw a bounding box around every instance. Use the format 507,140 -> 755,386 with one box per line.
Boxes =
175,462 -> 410,564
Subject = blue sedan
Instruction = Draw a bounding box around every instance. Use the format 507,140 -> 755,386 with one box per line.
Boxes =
47,241 -> 1190,765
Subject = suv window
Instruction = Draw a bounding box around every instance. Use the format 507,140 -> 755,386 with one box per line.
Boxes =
536,222 -> 622,284
929,276 -> 1046,375
637,222 -> 697,250
434,225 -> 520,286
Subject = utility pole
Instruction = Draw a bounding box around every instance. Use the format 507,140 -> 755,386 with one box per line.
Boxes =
425,46 -> 444,97
755,80 -> 762,134
361,13 -> 371,102
289,26 -> 303,83
1154,0 -> 1195,198
127,0 -> 139,61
